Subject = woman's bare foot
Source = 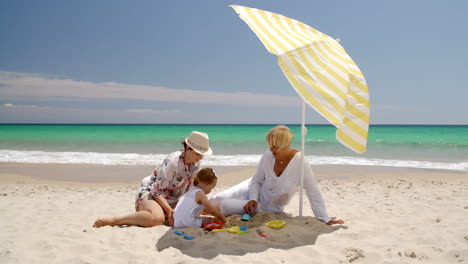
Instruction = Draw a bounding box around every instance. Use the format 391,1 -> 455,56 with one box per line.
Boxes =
93,217 -> 116,228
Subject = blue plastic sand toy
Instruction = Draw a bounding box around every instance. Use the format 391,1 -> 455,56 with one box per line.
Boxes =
174,230 -> 194,240
241,213 -> 251,221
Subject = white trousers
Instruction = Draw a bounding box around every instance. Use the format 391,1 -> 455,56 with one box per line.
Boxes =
209,178 -> 252,216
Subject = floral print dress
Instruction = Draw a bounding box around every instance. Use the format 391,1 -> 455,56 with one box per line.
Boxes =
135,151 -> 200,210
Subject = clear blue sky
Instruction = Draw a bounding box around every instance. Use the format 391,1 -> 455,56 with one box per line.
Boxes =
1,0 -> 467,124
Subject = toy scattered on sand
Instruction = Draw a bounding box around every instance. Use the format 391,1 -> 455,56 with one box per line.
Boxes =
241,213 -> 251,221
265,220 -> 286,229
173,230 -> 194,240
212,226 -> 241,234
239,225 -> 250,235
212,225 -> 250,235
203,220 -> 224,231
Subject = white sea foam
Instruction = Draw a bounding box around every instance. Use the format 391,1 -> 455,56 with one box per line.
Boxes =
1,149 -> 467,172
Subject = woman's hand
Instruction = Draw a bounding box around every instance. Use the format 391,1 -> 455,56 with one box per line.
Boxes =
326,219 -> 344,225
243,200 -> 258,214
167,208 -> 175,227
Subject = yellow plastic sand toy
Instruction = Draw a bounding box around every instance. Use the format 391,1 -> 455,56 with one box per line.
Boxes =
212,226 -> 241,234
265,220 -> 286,229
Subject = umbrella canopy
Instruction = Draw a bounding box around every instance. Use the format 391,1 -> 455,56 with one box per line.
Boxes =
231,5 -> 370,153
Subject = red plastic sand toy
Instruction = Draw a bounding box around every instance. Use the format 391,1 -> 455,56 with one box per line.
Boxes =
203,220 -> 224,231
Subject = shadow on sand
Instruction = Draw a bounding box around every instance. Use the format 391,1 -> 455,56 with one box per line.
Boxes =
156,212 -> 345,259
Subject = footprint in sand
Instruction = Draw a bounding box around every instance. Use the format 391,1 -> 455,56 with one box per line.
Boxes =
344,247 -> 365,262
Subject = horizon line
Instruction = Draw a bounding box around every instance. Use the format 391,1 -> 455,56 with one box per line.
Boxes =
0,123 -> 467,126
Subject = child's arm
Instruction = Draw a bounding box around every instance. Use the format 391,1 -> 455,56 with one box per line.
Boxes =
196,191 -> 226,222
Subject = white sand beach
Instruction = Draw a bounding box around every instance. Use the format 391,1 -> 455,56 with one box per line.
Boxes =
1,163 -> 467,263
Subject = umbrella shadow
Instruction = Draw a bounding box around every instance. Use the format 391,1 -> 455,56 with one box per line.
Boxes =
156,212 -> 345,259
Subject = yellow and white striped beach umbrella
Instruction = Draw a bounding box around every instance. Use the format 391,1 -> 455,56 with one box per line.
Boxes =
231,5 -> 370,153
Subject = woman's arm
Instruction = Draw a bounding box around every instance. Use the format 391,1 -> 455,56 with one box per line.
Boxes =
154,195 -> 175,226
149,153 -> 180,226
196,191 -> 226,222
245,153 -> 267,214
302,158 -> 333,223
248,153 -> 267,202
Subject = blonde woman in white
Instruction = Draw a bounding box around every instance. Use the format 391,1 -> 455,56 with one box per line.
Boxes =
209,125 -> 344,225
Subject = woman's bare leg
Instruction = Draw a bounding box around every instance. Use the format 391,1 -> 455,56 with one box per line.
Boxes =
93,195 -> 165,228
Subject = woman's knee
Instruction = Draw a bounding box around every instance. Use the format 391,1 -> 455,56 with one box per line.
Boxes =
146,215 -> 165,227
138,196 -> 166,226
208,196 -> 221,209
218,179 -> 251,200
220,199 -> 249,216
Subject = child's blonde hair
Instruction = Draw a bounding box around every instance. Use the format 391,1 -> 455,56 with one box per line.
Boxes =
193,168 -> 217,186
266,125 -> 294,149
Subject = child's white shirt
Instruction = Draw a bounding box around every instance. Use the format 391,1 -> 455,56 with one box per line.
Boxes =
173,186 -> 204,228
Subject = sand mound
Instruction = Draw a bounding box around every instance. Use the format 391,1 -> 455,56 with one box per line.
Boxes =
156,212 -> 340,258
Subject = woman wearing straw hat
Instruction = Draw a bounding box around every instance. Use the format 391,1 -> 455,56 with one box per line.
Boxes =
209,125 -> 344,225
93,131 -> 212,228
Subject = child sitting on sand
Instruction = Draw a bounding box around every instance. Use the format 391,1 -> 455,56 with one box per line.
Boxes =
173,168 -> 226,228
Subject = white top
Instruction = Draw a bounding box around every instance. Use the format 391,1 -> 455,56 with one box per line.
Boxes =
249,151 -> 331,223
173,186 -> 205,228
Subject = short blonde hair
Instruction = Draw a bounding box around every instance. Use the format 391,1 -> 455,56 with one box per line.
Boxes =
193,168 -> 217,186
266,125 -> 293,149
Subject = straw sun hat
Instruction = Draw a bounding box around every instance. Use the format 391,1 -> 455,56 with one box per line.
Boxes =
185,131 -> 213,155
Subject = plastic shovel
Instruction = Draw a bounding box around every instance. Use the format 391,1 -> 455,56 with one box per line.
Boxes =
173,230 -> 194,240
212,226 -> 241,234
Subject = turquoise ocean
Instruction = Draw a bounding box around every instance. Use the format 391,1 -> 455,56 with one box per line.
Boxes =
0,124 -> 467,172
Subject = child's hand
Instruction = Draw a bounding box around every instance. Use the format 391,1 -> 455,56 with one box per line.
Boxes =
220,215 -> 227,223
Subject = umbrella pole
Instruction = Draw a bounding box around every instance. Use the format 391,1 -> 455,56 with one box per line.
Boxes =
299,100 -> 306,217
